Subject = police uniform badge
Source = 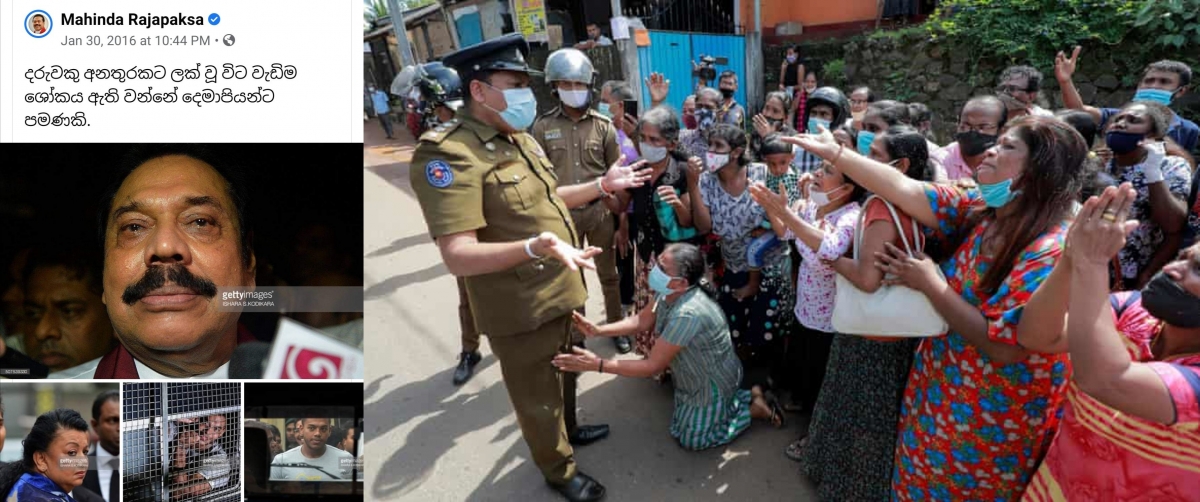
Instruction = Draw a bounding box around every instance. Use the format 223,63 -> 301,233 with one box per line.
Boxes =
426,160 -> 454,188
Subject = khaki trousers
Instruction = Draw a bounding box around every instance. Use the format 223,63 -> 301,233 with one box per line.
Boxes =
486,314 -> 578,485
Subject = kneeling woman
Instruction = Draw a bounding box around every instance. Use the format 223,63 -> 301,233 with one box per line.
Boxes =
553,243 -> 785,450
0,409 -> 91,502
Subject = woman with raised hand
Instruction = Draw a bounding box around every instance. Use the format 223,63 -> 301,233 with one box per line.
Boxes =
1019,184 -> 1200,500
784,115 -> 1087,501
799,125 -> 933,500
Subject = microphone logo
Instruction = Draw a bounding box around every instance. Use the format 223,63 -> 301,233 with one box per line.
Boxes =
282,346 -> 343,379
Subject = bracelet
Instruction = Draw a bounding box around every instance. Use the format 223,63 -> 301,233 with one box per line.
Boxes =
598,359 -> 604,373
524,237 -> 542,259
596,177 -> 613,198
831,144 -> 845,166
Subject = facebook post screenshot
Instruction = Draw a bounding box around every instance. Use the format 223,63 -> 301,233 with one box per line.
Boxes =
1,0 -> 363,142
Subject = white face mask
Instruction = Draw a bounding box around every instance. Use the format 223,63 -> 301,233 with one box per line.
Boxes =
640,142 -> 669,163
559,89 -> 590,109
810,184 -> 847,207
705,151 -> 730,172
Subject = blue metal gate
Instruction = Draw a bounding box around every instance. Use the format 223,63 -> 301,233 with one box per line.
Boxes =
637,31 -> 747,115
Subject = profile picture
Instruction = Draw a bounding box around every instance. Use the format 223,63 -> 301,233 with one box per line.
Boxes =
26,10 -> 51,38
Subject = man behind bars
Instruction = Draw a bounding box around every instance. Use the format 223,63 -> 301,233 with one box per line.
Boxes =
168,414 -> 232,500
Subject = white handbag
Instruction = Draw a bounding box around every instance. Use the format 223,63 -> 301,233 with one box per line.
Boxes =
831,196 -> 948,338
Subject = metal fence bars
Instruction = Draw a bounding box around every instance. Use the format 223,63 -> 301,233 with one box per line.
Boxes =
122,383 -> 242,502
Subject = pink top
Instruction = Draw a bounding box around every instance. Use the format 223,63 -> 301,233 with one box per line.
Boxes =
1022,291 -> 1200,501
785,201 -> 861,333
933,142 -> 975,181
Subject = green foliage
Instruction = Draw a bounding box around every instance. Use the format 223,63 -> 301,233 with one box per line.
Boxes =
1132,0 -> 1200,49
823,59 -> 847,88
365,0 -> 389,23
883,69 -> 917,102
925,0 -> 1140,70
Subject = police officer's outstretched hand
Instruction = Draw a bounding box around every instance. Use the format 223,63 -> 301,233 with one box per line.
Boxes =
533,231 -> 603,272
602,155 -> 653,192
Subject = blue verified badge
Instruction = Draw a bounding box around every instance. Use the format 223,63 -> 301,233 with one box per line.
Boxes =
426,160 -> 454,188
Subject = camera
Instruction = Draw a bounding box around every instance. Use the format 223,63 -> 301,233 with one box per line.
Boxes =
693,55 -> 718,84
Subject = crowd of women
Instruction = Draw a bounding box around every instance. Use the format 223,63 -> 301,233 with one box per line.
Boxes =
554,48 -> 1200,501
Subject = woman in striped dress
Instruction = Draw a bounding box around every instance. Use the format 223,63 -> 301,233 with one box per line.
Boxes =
1020,193 -> 1200,501
553,243 -> 785,450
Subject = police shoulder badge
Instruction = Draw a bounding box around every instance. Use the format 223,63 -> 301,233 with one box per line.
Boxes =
426,160 -> 454,188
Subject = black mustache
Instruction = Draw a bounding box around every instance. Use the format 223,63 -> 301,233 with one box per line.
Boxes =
122,265 -> 218,305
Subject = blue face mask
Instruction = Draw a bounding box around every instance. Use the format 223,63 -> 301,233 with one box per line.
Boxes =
856,130 -> 875,155
483,83 -> 537,131
807,117 -> 831,135
979,178 -> 1020,208
648,265 -> 678,297
1133,88 -> 1175,106
597,102 -> 612,118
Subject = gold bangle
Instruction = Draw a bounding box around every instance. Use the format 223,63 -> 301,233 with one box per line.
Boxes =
831,143 -> 845,166
598,359 -> 604,373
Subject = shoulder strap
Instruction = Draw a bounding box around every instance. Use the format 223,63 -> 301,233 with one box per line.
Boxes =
855,196 -> 919,259
1110,291 -> 1141,318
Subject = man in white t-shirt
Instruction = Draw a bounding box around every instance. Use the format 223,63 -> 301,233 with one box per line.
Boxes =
270,417 -> 355,481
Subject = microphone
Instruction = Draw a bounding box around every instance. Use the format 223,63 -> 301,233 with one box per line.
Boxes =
229,342 -> 271,379
261,318 -> 364,379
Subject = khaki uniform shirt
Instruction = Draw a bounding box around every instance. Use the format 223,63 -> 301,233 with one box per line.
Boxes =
531,106 -> 620,189
409,111 -> 587,337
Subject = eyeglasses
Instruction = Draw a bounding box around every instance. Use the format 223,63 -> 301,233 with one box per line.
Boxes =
957,122 -> 998,133
995,84 -> 1031,94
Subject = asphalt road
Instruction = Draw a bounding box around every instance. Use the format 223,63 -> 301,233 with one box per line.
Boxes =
362,119 -> 816,502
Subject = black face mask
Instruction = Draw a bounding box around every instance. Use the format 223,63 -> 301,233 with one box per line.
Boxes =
1141,271 -> 1200,328
955,130 -> 998,157
720,88 -> 735,99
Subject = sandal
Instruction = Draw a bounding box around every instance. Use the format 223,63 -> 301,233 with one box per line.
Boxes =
765,394 -> 786,429
785,436 -> 809,462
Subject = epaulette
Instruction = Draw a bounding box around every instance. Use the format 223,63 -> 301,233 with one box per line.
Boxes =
418,119 -> 463,144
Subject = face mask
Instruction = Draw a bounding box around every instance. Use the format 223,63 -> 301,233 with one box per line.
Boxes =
683,114 -> 698,129
979,178 -> 1020,208
482,84 -> 537,131
696,109 -> 715,130
810,184 -> 847,207
705,151 -> 731,172
640,142 -> 669,163
1105,130 -> 1145,155
597,102 -> 612,118
1141,271 -> 1200,327
856,130 -> 876,155
1133,88 -> 1175,106
955,130 -> 999,157
559,89 -> 590,109
808,117 -> 831,135
851,110 -> 866,122
786,55 -> 798,63
720,88 -> 736,99
648,265 -> 678,297
805,85 -> 817,93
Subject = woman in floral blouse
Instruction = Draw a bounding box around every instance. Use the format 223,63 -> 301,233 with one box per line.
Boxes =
787,115 -> 1088,501
749,136 -> 865,454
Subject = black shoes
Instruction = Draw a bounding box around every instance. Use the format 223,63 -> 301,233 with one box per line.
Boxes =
548,471 -> 605,502
451,351 -> 481,385
614,336 -> 632,354
568,424 -> 610,446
